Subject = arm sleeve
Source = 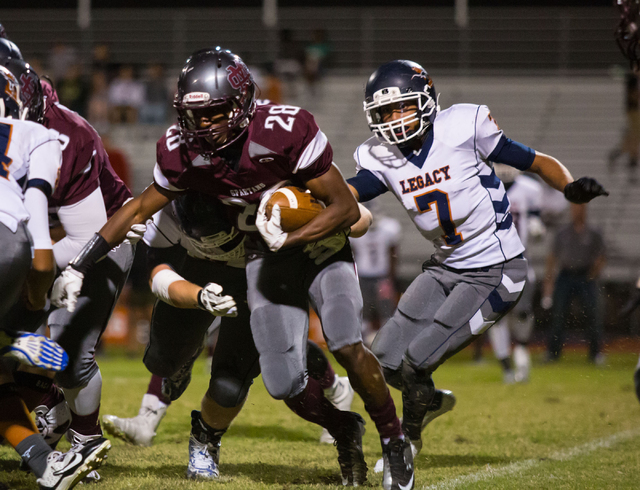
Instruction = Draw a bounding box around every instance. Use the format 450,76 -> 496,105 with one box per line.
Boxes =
53,187 -> 108,269
24,188 -> 52,250
347,169 -> 388,202
488,135 -> 536,171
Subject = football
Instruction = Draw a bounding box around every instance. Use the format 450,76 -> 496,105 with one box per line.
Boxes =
265,186 -> 325,232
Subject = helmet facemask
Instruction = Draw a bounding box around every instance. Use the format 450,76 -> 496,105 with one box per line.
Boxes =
364,87 -> 437,146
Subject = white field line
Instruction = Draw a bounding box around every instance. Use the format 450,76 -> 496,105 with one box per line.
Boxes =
422,429 -> 640,490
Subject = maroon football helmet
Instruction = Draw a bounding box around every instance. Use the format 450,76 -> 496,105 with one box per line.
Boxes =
174,46 -> 256,156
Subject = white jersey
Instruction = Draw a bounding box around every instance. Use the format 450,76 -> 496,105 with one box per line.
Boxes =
350,216 -> 401,278
354,104 -> 525,269
143,205 -> 246,269
0,117 -> 61,237
506,174 -> 543,248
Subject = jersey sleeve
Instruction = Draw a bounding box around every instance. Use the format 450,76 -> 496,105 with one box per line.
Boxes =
154,128 -> 188,192
281,108 -> 333,182
144,207 -> 183,249
348,144 -> 389,202
475,105 -> 505,160
27,136 -> 62,199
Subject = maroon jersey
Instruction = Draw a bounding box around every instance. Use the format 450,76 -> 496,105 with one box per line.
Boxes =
154,103 -> 333,240
42,89 -> 131,218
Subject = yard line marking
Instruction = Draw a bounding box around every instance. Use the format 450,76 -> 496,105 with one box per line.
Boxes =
422,429 -> 640,490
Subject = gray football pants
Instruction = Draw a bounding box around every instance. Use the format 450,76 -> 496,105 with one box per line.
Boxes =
47,243 -> 134,389
246,245 -> 363,400
0,222 -> 32,322
372,256 -> 528,375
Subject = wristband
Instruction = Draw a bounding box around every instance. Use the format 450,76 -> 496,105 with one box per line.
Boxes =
68,233 -> 112,275
197,289 -> 205,309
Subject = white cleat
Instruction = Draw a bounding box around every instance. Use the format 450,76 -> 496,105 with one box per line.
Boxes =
102,395 -> 167,447
0,330 -> 68,372
186,434 -> 220,480
513,345 -> 531,383
36,437 -> 110,490
320,375 -> 355,444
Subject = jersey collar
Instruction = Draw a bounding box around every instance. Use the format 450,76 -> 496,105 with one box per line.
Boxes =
399,129 -> 434,169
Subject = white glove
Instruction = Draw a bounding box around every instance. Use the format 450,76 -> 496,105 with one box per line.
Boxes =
51,267 -> 85,312
256,202 -> 288,252
304,230 -> 349,265
198,282 -> 238,317
123,223 -> 148,245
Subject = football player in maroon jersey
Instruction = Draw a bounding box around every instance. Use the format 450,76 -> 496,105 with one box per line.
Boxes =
0,56 -> 136,484
52,47 -> 414,489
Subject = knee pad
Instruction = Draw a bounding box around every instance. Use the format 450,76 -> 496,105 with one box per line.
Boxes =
207,373 -> 253,408
260,352 -> 306,400
382,366 -> 403,391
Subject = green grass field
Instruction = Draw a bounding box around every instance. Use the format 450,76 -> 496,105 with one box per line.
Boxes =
2,348 -> 640,490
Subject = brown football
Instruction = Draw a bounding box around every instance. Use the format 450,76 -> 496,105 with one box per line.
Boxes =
265,186 -> 325,232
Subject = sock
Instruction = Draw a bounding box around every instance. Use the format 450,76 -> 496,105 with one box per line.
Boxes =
68,406 -> 102,437
306,340 -> 336,390
364,394 -> 403,440
13,371 -> 53,412
283,377 -> 346,435
147,374 -> 171,405
500,358 -> 513,372
16,433 -> 52,478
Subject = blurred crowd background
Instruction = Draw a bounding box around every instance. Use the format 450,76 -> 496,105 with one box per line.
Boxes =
1,0 -> 638,360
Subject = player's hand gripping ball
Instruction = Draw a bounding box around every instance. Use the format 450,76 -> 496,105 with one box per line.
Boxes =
265,186 -> 325,232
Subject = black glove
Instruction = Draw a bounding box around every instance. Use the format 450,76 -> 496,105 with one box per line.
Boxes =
564,177 -> 609,204
620,288 -> 640,319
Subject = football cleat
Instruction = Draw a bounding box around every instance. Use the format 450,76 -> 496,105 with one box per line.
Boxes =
513,345 -> 531,383
102,395 -> 167,447
36,437 -> 110,490
320,376 -> 355,444
65,430 -> 106,484
186,411 -> 222,480
408,389 -> 456,457
381,437 -> 414,490
0,330 -> 68,372
35,401 -> 72,449
331,412 -> 367,486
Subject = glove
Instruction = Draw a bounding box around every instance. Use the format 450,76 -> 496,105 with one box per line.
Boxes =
564,177 -> 609,204
51,267 -> 84,313
123,223 -> 147,245
256,202 -> 288,252
304,230 -> 350,265
197,283 -> 238,317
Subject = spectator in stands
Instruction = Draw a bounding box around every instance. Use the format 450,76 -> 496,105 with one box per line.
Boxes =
303,28 -> 332,97
609,70 -> 640,184
56,63 -> 90,117
541,203 -> 606,364
139,63 -> 170,124
92,43 -> 117,83
87,70 -> 111,133
47,41 -> 77,83
349,201 -> 401,347
275,28 -> 303,101
108,64 -> 145,124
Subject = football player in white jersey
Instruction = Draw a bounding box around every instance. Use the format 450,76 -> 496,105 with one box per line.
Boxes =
0,66 -> 111,490
488,165 -> 545,384
346,60 -> 608,463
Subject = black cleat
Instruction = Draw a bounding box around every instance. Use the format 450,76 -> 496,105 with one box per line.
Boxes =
381,437 -> 414,490
331,412 -> 367,486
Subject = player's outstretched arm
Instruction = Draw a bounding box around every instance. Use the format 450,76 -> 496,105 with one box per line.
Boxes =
149,264 -> 237,317
350,203 -> 373,238
528,151 -> 609,203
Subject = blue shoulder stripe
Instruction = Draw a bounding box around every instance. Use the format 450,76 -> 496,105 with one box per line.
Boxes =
347,169 -> 388,202
488,135 -> 535,171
